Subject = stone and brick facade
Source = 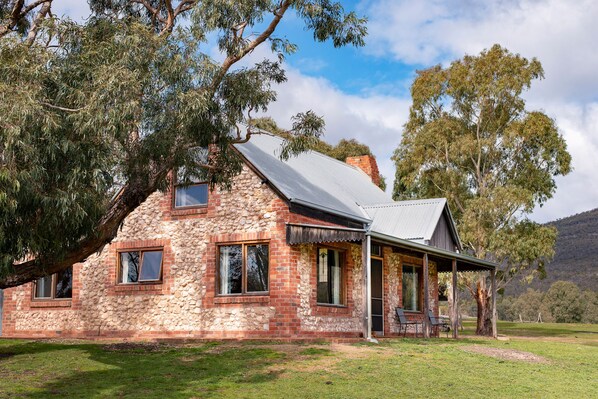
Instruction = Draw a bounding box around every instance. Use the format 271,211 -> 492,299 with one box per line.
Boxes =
1,158 -> 440,340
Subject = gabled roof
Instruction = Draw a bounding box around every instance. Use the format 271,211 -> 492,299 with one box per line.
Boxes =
234,134 -> 391,223
363,199 -> 462,250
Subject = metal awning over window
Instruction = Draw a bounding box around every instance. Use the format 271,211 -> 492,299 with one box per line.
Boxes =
286,223 -> 365,245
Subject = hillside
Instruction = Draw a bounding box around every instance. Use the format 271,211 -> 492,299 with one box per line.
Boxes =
505,207 -> 598,295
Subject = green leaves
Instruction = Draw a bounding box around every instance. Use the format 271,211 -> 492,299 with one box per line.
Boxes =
393,44 -> 572,291
0,1 -> 368,286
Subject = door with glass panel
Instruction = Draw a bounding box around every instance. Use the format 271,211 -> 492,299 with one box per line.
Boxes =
371,258 -> 384,335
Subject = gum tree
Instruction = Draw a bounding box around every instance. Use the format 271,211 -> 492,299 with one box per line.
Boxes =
0,0 -> 367,288
392,45 -> 571,335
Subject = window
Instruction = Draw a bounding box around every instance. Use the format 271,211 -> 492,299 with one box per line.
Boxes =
317,248 -> 344,305
371,243 -> 382,257
174,183 -> 208,208
174,147 -> 209,208
402,264 -> 421,311
118,249 -> 163,284
33,267 -> 73,300
218,243 -> 269,295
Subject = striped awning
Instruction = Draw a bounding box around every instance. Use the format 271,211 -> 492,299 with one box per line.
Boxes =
286,223 -> 365,245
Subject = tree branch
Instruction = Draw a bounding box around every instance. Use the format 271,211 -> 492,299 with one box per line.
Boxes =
39,101 -> 85,112
210,0 -> 291,93
25,0 -> 51,46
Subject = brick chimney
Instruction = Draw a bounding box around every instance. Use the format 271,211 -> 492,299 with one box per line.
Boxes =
346,155 -> 381,186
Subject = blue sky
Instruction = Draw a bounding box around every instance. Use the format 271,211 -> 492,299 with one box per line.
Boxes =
55,0 -> 598,223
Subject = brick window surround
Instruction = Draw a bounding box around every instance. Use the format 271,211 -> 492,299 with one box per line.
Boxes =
106,239 -> 174,296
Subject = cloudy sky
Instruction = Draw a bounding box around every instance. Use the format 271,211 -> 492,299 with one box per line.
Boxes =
54,0 -> 598,223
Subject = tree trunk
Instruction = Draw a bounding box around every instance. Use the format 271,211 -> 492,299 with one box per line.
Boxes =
475,276 -> 493,336
0,171 -> 167,289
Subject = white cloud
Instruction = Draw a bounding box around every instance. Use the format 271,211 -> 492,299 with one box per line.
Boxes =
264,67 -> 410,192
362,0 -> 598,221
51,0 -> 90,22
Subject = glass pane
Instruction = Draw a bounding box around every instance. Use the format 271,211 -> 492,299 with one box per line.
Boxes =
35,276 -> 52,298
140,251 -> 163,281
54,267 -> 73,299
402,265 -> 420,311
317,249 -> 329,303
371,244 -> 382,257
247,245 -> 268,292
330,250 -> 341,305
120,252 -> 140,283
175,184 -> 208,207
219,245 -> 242,294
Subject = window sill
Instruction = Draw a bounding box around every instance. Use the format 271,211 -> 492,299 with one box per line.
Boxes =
314,304 -> 351,316
30,300 -> 72,308
112,283 -> 164,295
171,206 -> 208,217
214,295 -> 270,305
316,303 -> 348,308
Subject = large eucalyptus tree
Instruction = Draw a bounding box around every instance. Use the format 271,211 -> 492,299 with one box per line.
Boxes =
393,45 -> 571,335
0,0 -> 366,288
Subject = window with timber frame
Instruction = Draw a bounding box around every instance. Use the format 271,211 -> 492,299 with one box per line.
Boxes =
402,264 -> 422,311
218,243 -> 269,295
317,247 -> 345,306
118,249 -> 164,284
33,266 -> 73,300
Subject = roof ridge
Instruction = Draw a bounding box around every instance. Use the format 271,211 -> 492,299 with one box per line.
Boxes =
364,198 -> 446,208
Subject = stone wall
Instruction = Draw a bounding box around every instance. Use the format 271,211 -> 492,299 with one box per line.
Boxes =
1,161 -> 440,340
3,164 -> 293,339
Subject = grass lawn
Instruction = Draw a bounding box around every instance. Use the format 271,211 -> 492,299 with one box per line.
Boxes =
0,321 -> 596,398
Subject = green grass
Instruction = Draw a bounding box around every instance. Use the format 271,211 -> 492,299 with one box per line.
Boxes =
0,322 -> 596,398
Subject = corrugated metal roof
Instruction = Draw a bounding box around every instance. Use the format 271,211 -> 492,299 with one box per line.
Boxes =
235,134 -> 391,222
364,199 -> 448,241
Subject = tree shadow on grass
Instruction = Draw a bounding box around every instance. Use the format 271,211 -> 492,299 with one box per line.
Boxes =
0,340 -> 296,399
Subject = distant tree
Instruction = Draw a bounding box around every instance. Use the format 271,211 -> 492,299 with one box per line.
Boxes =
330,138 -> 371,160
392,45 -> 572,335
581,290 -> 598,324
0,1 -> 367,288
512,289 -> 552,322
544,281 -> 584,323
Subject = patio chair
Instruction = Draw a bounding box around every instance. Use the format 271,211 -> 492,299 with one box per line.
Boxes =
428,309 -> 451,338
395,307 -> 422,337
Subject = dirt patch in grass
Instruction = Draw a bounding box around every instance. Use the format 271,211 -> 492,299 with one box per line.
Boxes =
102,342 -> 172,353
461,345 -> 548,363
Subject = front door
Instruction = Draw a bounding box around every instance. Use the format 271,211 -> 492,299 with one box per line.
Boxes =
371,258 -> 384,335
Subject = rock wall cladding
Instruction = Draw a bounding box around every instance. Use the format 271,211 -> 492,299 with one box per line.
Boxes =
8,164 -> 282,338
296,244 -> 363,333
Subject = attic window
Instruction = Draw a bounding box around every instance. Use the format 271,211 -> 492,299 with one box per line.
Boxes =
174,148 -> 209,208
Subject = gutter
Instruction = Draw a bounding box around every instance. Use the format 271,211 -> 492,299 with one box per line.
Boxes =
289,198 -> 372,224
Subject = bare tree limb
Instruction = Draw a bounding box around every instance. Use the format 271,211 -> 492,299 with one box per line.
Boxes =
25,0 -> 51,45
39,101 -> 85,113
210,0 -> 291,92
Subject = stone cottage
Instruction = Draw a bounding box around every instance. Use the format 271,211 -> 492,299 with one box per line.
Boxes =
0,135 -> 496,340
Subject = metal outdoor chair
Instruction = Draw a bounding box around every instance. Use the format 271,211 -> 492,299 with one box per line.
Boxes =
395,307 -> 422,337
428,309 -> 451,338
